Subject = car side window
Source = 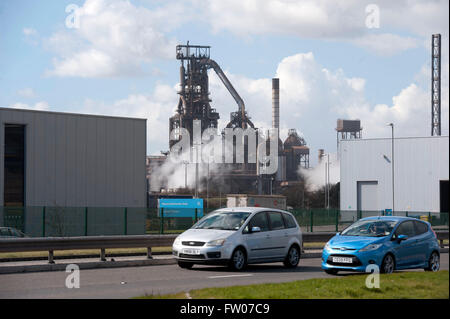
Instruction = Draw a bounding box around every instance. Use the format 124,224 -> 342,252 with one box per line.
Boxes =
394,221 -> 416,238
282,213 -> 297,229
244,212 -> 269,233
268,212 -> 285,230
414,221 -> 428,235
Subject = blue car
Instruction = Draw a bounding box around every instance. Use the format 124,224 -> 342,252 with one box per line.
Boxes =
322,216 -> 440,275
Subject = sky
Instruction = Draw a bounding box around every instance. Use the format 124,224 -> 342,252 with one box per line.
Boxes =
0,0 -> 448,166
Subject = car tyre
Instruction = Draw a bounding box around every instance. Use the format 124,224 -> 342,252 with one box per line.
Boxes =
324,269 -> 339,275
283,245 -> 300,268
229,248 -> 247,271
178,261 -> 194,269
381,254 -> 395,274
424,251 -> 440,272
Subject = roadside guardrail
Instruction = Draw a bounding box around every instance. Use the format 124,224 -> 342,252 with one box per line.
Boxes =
0,231 -> 447,264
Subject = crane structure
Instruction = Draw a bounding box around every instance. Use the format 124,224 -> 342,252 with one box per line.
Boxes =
169,42 -> 254,148
431,34 -> 441,136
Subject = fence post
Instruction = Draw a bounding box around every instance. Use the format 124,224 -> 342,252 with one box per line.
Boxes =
406,211 -> 408,217
124,207 -> 128,235
310,210 -> 313,232
195,208 -> 198,223
160,208 -> 164,234
428,212 -> 431,224
42,206 -> 46,237
84,207 -> 88,236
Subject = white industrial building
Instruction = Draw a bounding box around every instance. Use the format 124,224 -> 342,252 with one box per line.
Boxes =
340,136 -> 449,213
0,107 -> 147,208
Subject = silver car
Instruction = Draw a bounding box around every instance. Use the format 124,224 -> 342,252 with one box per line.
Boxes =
172,207 -> 302,270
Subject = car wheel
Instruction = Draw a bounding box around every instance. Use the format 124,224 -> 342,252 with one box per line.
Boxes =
425,252 -> 440,272
325,269 -> 339,275
381,254 -> 395,274
229,248 -> 247,271
178,261 -> 193,269
284,245 -> 300,268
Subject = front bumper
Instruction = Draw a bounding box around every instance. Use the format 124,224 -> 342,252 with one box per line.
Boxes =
172,243 -> 234,264
321,247 -> 385,272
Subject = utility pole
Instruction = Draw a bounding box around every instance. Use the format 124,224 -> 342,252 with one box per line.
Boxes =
387,123 -> 395,212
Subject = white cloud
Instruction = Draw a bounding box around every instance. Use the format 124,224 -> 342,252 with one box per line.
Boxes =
10,101 -> 49,111
351,33 -> 420,56
199,0 -> 448,55
46,0 -> 184,78
80,84 -> 178,152
23,28 -> 37,36
17,88 -> 36,98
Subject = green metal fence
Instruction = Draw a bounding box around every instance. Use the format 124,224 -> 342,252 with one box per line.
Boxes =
1,206 -> 448,237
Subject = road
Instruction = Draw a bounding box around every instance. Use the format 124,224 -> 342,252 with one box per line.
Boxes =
0,253 -> 448,299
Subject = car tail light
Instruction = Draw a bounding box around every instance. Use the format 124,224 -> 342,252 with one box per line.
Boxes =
431,229 -> 437,238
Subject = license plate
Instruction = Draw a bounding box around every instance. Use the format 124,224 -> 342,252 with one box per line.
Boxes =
183,248 -> 201,255
332,257 -> 353,263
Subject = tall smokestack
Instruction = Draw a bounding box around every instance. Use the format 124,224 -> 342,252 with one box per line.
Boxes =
318,149 -> 324,163
272,78 -> 280,129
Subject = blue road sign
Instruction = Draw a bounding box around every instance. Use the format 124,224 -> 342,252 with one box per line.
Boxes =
158,198 -> 204,218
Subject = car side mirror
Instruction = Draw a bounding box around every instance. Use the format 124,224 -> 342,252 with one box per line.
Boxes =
251,226 -> 261,233
397,234 -> 408,243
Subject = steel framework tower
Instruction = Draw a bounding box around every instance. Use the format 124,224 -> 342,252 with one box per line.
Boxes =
431,34 -> 441,136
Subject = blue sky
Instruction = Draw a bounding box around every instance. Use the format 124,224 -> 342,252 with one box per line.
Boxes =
0,0 -> 448,163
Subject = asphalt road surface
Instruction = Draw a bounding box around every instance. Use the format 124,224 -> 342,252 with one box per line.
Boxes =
0,253 -> 448,299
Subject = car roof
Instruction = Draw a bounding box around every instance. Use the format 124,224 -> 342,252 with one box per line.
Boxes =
213,207 -> 289,214
361,216 -> 424,222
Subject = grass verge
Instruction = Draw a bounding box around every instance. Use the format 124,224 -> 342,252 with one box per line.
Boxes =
138,271 -> 449,299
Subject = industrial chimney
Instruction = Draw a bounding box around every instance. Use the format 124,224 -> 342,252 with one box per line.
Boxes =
272,78 -> 280,130
318,149 -> 324,163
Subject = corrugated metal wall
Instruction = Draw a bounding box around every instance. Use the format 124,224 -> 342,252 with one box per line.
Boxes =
340,136 -> 449,212
0,108 -> 146,207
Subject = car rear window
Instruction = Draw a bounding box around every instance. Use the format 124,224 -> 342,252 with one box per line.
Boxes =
268,212 -> 285,230
282,213 -> 297,229
414,221 -> 428,235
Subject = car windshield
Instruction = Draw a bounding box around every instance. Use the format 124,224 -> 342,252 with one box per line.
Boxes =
193,212 -> 251,231
341,220 -> 398,237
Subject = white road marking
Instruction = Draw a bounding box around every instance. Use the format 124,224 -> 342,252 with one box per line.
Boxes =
208,274 -> 254,279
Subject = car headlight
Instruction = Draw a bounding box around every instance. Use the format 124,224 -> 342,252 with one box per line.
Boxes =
173,237 -> 181,246
324,242 -> 331,251
206,239 -> 226,247
359,243 -> 382,252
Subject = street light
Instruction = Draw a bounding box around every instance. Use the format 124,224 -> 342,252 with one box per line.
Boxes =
182,160 -> 188,189
387,123 -> 395,213
320,153 -> 330,209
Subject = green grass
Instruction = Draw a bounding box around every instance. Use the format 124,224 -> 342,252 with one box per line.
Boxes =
138,271 -> 449,299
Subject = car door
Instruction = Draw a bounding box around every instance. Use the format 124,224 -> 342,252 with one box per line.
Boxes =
393,221 -> 419,267
266,211 -> 289,259
242,212 -> 272,261
413,221 -> 431,265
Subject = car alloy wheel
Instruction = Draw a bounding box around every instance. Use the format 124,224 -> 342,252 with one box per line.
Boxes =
427,252 -> 440,272
231,248 -> 246,271
381,254 -> 394,274
284,246 -> 300,268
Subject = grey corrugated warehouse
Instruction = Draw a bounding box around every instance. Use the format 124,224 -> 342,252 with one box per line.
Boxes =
340,136 -> 449,213
0,107 -> 147,208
